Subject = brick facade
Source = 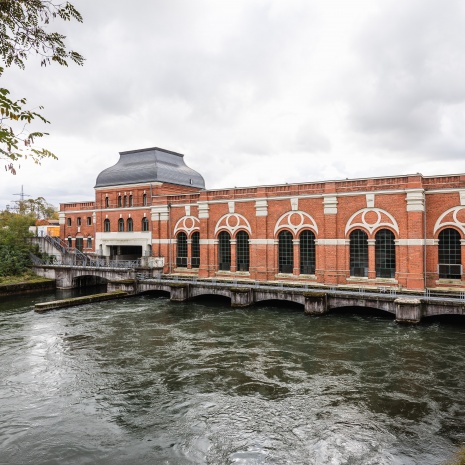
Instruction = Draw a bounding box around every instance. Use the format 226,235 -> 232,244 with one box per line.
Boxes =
60,150 -> 465,291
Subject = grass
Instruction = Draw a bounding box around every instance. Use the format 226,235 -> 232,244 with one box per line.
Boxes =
0,271 -> 53,286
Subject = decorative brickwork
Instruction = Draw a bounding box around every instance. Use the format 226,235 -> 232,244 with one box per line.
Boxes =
60,148 -> 465,291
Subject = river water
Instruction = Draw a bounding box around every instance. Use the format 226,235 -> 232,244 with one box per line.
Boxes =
0,291 -> 464,465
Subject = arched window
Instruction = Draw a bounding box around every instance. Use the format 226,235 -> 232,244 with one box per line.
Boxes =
300,230 -> 315,275
350,229 -> 368,277
127,218 -> 133,232
192,232 -> 200,268
236,231 -> 249,272
118,218 -> 124,232
104,219 -> 110,232
218,231 -> 231,271
142,217 -> 149,231
375,229 -> 395,278
143,193 -> 147,206
118,195 -> 122,208
176,232 -> 188,267
123,195 -> 127,207
105,196 -> 109,208
438,228 -> 462,279
129,195 -> 133,207
278,230 -> 293,273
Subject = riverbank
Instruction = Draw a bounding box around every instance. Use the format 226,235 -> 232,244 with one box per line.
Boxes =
0,274 -> 55,297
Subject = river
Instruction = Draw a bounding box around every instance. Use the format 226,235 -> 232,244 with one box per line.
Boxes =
0,291 -> 464,465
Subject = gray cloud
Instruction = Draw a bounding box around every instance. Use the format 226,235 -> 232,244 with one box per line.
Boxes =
2,0 -> 465,209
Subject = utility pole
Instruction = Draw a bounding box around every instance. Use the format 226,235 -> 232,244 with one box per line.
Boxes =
14,185 -> 31,202
12,185 -> 31,214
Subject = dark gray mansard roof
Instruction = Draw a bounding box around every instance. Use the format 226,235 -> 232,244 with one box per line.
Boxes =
94,147 -> 205,189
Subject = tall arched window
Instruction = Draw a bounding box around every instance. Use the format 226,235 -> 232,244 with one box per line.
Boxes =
278,230 -> 293,273
438,228 -> 462,279
118,195 -> 122,207
127,218 -> 133,232
192,232 -> 200,268
176,232 -> 188,267
375,229 -> 395,278
129,195 -> 133,207
300,230 -> 315,274
236,231 -> 249,272
105,196 -> 109,208
350,229 -> 368,277
142,193 -> 147,206
142,217 -> 149,231
218,231 -> 231,271
118,218 -> 124,232
104,219 -> 110,232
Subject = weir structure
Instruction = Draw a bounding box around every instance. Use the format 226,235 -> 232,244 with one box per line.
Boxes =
31,263 -> 465,324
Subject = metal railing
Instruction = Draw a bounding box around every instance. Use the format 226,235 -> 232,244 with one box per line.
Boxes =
139,274 -> 465,302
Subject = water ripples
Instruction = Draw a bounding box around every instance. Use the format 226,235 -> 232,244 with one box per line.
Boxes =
0,293 -> 464,464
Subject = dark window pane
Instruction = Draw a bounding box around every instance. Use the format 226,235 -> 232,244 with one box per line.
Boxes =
350,229 -> 368,277
176,232 -> 188,267
375,229 -> 396,278
438,228 -> 462,279
236,231 -> 249,272
218,231 -> 231,271
300,230 -> 315,274
278,230 -> 293,273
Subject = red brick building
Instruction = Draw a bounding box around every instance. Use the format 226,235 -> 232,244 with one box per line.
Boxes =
60,147 -> 465,291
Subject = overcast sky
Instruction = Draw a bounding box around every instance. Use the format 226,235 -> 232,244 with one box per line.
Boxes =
1,0 -> 465,209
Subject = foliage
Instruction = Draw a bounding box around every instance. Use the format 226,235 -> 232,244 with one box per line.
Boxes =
0,81 -> 56,174
11,196 -> 58,219
0,0 -> 84,173
0,209 -> 35,276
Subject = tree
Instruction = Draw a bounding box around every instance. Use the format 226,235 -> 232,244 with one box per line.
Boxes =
11,196 -> 58,219
0,0 -> 84,174
0,209 -> 35,276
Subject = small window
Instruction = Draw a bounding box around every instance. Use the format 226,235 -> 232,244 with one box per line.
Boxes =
67,236 -> 72,247
127,218 -> 133,232
87,237 -> 92,249
118,218 -> 124,232
67,218 -> 72,226
105,197 -> 109,208
143,193 -> 147,206
87,217 -> 92,226
129,195 -> 133,207
118,196 -> 122,208
123,195 -> 127,207
142,217 -> 149,231
104,219 -> 110,232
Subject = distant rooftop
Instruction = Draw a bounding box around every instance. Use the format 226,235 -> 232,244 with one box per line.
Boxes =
94,147 -> 205,189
